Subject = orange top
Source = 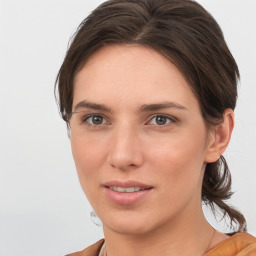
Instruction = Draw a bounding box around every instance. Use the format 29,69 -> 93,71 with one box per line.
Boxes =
66,240 -> 104,256
66,233 -> 256,256
203,232 -> 256,256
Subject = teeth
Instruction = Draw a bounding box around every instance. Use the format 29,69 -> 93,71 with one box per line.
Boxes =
109,186 -> 145,193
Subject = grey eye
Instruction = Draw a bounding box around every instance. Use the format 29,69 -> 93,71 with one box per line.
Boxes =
149,115 -> 173,126
86,115 -> 106,125
155,116 -> 168,125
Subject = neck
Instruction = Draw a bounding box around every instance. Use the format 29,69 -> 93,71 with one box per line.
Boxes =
103,206 -> 215,256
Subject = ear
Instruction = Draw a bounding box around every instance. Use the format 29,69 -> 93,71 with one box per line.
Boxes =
204,109 -> 234,163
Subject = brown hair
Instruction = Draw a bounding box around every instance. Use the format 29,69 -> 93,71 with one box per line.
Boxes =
55,0 -> 246,231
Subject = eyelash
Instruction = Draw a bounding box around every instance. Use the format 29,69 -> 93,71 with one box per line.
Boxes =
82,114 -> 177,127
82,114 -> 109,126
146,115 -> 177,126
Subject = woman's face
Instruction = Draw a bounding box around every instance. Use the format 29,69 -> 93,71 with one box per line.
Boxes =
70,45 -> 214,236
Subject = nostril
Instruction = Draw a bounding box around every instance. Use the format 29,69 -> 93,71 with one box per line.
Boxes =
107,132 -> 144,169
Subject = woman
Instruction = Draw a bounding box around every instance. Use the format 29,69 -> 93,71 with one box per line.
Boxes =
55,0 -> 256,255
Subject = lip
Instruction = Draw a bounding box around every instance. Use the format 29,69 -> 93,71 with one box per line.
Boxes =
103,180 -> 153,206
104,180 -> 152,189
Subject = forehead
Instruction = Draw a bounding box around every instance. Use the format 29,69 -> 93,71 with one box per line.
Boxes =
73,45 -> 199,111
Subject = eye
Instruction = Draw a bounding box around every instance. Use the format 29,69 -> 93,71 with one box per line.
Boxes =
147,115 -> 175,126
84,115 -> 108,125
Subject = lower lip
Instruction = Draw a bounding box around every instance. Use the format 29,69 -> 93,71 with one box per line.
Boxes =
104,187 -> 152,206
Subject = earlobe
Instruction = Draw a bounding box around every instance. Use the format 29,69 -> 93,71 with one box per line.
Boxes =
204,109 -> 234,163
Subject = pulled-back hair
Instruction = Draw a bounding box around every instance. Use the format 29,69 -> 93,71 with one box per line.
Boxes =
55,0 -> 246,231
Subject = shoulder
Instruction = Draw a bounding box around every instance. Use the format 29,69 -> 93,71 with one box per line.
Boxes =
66,239 -> 105,256
204,232 -> 256,256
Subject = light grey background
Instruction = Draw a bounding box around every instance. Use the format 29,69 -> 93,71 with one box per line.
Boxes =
0,1 -> 255,255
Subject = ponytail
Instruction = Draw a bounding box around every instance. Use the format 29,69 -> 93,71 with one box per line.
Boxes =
202,156 -> 247,232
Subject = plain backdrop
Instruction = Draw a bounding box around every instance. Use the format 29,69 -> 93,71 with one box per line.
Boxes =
0,1 -> 255,255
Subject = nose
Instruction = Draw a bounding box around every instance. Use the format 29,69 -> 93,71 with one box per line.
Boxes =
107,125 -> 144,170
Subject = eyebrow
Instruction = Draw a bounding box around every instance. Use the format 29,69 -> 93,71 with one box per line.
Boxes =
140,102 -> 188,112
73,100 -> 187,113
73,100 -> 112,112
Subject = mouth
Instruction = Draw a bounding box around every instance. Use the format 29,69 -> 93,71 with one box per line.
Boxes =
103,181 -> 153,205
108,186 -> 151,193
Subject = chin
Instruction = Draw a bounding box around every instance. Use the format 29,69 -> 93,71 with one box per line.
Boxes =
100,209 -> 170,237
104,220 -> 153,236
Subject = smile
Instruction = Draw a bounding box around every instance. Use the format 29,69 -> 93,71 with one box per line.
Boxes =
109,186 -> 148,193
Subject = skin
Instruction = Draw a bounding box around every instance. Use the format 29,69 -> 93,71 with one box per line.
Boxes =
70,45 -> 233,256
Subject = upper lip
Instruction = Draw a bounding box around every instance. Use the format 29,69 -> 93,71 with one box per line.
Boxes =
103,180 -> 152,189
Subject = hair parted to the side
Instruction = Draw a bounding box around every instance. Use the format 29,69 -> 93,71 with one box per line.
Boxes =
55,0 -> 246,231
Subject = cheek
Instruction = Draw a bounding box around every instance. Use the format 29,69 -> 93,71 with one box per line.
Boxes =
70,135 -> 107,191
71,133 -> 106,166
147,130 -> 207,167
146,131 -> 207,190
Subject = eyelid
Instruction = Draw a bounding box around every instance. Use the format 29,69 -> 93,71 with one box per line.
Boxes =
72,111 -> 177,127
145,114 -> 177,125
84,113 -> 111,125
73,112 -> 111,127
